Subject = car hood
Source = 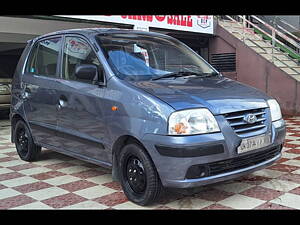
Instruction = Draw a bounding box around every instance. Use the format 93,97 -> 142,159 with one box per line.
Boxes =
129,76 -> 270,115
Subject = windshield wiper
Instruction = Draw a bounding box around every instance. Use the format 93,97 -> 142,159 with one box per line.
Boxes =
151,71 -> 203,81
151,71 -> 219,81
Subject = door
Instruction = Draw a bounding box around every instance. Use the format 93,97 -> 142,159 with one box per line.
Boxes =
55,35 -> 109,162
22,36 -> 62,146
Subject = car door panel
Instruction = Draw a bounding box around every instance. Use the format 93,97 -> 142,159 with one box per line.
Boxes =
22,36 -> 62,146
55,35 -> 109,162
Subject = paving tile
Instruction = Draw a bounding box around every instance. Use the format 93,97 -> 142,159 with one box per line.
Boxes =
0,183 -> 7,190
12,181 -> 53,194
0,168 -> 14,175
281,159 -> 300,168
63,200 -> 108,209
240,186 -> 284,201
285,149 -> 300,154
71,169 -> 106,179
45,162 -> 76,170
251,169 -> 287,178
259,179 -> 300,192
19,167 -> 52,176
282,152 -> 300,159
193,188 -> 235,202
42,193 -> 87,208
7,163 -> 39,171
26,187 -> 69,201
277,173 -> 300,184
1,176 -> 39,188
255,202 -> 294,209
202,203 -> 233,210
218,194 -> 266,209
165,197 -> 214,209
43,175 -> 81,186
288,186 -> 300,195
93,192 -> 128,207
213,181 -> 254,194
0,153 -> 10,158
74,185 -> 116,199
237,174 -> 272,185
31,171 -> 66,180
57,165 -> 90,175
0,188 -> 21,200
58,180 -> 98,192
0,159 -> 27,167
268,164 -> 300,172
12,201 -> 53,209
102,181 -> 123,191
0,195 -> 36,209
86,174 -> 113,185
113,200 -> 160,210
270,193 -> 300,209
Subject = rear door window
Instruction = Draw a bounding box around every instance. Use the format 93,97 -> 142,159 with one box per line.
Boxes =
26,37 -> 62,77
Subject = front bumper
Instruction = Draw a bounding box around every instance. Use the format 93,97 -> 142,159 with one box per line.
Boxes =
141,119 -> 286,188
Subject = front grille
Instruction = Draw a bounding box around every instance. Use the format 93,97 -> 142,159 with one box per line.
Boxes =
224,108 -> 267,135
185,145 -> 282,179
208,145 -> 281,176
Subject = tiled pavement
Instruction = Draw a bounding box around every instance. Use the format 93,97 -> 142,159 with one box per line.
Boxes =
1,117 -> 300,210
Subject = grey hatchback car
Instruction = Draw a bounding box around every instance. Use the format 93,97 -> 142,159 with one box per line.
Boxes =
10,28 -> 286,205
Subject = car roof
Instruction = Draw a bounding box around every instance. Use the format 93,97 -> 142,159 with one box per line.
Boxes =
31,28 -> 173,42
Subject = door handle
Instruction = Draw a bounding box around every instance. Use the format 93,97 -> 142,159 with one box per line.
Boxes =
57,95 -> 68,110
21,89 -> 30,100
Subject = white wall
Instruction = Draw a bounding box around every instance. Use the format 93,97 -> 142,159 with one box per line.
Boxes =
0,16 -> 113,43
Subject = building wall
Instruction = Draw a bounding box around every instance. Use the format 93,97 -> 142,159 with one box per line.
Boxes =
209,24 -> 300,116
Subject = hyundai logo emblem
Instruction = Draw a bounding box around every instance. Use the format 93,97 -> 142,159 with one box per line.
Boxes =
244,114 -> 257,124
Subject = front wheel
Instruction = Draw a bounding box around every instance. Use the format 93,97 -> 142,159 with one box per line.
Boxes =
119,143 -> 163,206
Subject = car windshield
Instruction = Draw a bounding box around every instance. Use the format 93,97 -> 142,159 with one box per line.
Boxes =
96,33 -> 217,81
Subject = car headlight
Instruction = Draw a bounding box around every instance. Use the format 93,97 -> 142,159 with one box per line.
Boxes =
168,108 -> 220,135
267,99 -> 282,122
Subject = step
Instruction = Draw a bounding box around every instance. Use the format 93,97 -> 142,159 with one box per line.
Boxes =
279,66 -> 300,74
233,33 -> 262,41
260,53 -> 290,61
274,61 -> 287,67
280,57 -> 300,65
251,40 -> 272,48
219,21 -> 243,29
251,46 -> 267,54
280,60 -> 299,67
261,47 -> 284,54
281,68 -> 300,75
245,40 -> 258,47
290,75 -> 300,81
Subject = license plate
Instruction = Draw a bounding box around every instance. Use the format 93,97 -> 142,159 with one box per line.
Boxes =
237,134 -> 271,154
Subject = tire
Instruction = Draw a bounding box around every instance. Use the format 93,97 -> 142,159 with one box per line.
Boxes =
119,143 -> 163,206
14,120 -> 41,162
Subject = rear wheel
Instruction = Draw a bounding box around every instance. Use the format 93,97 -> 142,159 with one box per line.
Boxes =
14,120 -> 41,162
119,143 -> 162,206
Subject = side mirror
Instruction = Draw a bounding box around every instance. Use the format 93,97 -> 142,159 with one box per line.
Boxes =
75,64 -> 98,81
